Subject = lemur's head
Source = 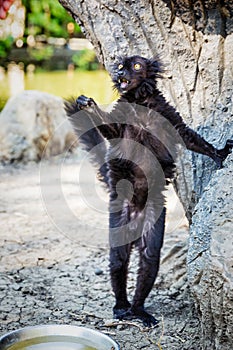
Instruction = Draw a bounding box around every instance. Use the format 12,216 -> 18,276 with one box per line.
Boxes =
112,55 -> 163,94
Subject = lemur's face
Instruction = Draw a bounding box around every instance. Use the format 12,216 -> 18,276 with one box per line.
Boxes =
113,56 -> 148,93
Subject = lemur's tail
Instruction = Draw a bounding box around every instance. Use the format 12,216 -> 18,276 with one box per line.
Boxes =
64,98 -> 109,186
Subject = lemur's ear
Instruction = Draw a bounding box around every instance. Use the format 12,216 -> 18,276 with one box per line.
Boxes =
147,56 -> 164,79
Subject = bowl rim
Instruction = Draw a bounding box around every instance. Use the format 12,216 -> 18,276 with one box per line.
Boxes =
0,324 -> 120,350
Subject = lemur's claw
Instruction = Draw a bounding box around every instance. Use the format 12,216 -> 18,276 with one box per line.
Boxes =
225,139 -> 233,151
76,95 -> 96,109
114,305 -> 159,328
214,139 -> 233,168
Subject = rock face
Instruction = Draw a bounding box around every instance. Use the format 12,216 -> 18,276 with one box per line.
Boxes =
188,154 -> 233,350
186,99 -> 233,350
0,90 -> 76,162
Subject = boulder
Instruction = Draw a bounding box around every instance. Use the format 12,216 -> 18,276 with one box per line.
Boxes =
0,90 -> 77,162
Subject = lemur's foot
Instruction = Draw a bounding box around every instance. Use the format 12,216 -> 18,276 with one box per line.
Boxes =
113,301 -> 131,320
76,95 -> 96,109
114,304 -> 159,328
129,305 -> 159,328
215,139 -> 233,168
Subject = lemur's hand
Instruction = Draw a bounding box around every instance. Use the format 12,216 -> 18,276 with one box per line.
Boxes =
76,95 -> 96,109
214,139 -> 233,168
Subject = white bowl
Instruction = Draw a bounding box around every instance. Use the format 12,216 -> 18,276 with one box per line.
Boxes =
0,324 -> 120,350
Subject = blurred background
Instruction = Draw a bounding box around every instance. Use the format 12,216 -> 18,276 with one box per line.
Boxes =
0,0 -> 117,112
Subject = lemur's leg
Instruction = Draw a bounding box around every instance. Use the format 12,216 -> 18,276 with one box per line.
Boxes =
130,207 -> 166,327
110,244 -> 132,319
109,196 -> 132,319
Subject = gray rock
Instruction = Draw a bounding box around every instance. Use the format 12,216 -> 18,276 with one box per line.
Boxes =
188,146 -> 233,349
94,268 -> 104,276
0,90 -> 77,163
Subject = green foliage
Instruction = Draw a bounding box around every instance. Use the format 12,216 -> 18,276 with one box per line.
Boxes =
72,49 -> 98,71
0,36 -> 14,58
22,0 -> 81,38
28,46 -> 54,61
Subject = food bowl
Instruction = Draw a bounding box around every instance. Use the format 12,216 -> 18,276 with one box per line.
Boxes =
0,324 -> 120,350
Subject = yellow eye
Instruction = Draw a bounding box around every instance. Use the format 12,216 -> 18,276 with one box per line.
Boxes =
118,64 -> 124,70
134,63 -> 141,70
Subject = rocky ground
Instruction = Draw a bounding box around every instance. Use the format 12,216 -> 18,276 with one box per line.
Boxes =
0,154 -> 201,349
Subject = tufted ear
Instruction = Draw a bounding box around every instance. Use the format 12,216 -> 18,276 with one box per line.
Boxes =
147,56 -> 164,79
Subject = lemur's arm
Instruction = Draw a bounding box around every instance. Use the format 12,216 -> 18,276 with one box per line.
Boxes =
149,93 -> 233,168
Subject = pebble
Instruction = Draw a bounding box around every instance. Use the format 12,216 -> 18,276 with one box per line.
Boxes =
94,268 -> 104,276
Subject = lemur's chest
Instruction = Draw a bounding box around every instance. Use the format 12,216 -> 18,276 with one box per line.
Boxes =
107,125 -> 168,180
122,124 -> 173,164
107,102 -> 176,179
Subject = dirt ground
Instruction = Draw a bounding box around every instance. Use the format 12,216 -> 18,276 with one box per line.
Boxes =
0,153 -> 201,349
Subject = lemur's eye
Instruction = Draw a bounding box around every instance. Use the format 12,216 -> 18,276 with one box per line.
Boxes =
118,64 -> 124,70
134,63 -> 142,71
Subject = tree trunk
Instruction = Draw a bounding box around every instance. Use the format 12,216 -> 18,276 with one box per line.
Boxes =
59,1 -> 233,348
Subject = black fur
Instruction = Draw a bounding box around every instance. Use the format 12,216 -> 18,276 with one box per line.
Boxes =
64,55 -> 233,327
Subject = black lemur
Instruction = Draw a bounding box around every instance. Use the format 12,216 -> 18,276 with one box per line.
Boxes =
65,55 -> 233,327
